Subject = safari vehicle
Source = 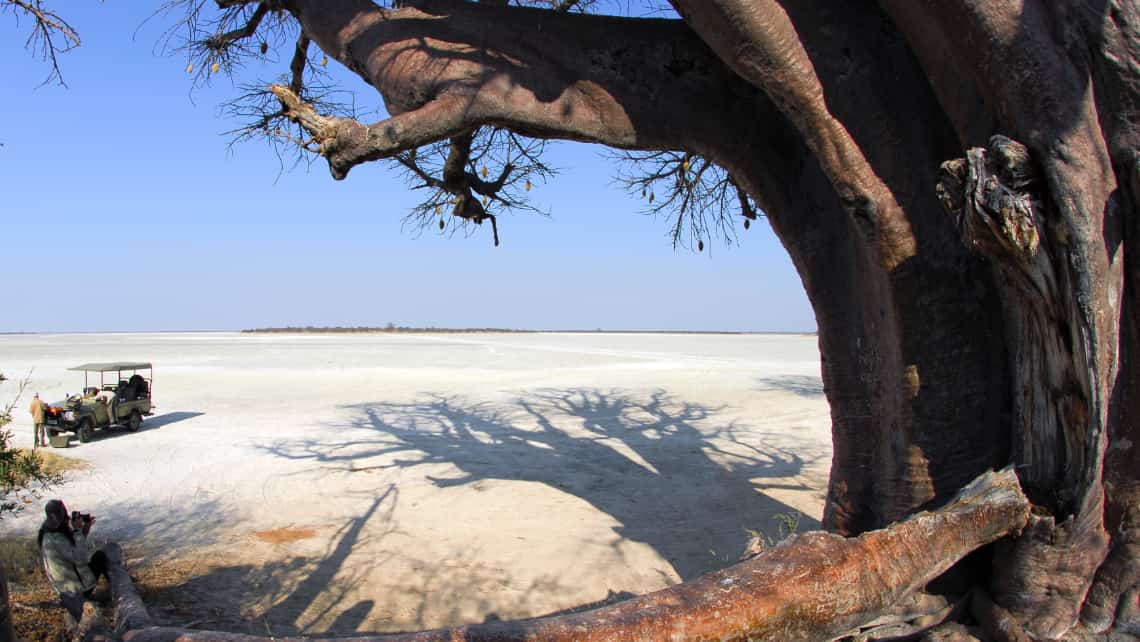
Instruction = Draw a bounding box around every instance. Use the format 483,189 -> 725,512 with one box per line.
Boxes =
45,362 -> 154,443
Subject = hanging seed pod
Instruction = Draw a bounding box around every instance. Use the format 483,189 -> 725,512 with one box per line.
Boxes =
698,240 -> 705,252
186,63 -> 194,74
525,180 -> 532,192
434,205 -> 441,215
482,196 -> 489,206
260,42 -> 269,55
641,187 -> 646,198
481,166 -> 489,178
321,56 -> 329,67
681,158 -> 690,172
649,192 -> 655,204
211,62 -> 220,74
439,219 -> 445,230
744,219 -> 751,230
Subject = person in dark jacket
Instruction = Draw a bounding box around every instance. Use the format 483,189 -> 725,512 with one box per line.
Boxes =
38,500 -> 108,618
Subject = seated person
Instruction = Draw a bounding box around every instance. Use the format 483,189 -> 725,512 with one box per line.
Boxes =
84,387 -> 99,398
38,499 -> 108,619
96,390 -> 117,421
128,374 -> 148,400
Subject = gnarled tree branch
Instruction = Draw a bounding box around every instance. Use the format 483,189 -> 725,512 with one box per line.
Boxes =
278,0 -> 770,167
270,84 -> 471,179
667,0 -> 916,269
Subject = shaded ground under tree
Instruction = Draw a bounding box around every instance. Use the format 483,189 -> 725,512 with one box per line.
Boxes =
124,388 -> 825,636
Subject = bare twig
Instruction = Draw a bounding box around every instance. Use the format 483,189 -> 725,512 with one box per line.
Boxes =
614,150 -> 760,251
4,0 -> 81,86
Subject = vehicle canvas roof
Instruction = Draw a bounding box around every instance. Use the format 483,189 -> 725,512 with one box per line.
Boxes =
68,362 -> 152,372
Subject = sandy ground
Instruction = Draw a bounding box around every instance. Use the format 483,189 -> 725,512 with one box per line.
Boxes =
0,332 -> 831,636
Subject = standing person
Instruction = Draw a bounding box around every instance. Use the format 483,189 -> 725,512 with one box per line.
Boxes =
38,499 -> 108,619
28,393 -> 46,448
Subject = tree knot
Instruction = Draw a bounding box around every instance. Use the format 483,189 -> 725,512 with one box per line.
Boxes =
937,135 -> 1043,264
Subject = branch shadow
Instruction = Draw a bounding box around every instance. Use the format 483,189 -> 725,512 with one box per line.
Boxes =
264,388 -> 822,583
111,388 -> 825,636
137,485 -> 578,636
753,375 -> 825,398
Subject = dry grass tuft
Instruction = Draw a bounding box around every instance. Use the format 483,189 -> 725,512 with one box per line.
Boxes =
0,536 -> 68,641
30,449 -> 90,477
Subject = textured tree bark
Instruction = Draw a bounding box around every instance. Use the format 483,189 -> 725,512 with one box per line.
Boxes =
76,599 -> 112,642
936,134 -> 1116,638
118,470 -> 1029,642
0,564 -> 16,642
103,543 -> 153,638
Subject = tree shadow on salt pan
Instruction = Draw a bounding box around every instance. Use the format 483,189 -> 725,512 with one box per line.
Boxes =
754,375 -> 826,398
72,495 -> 237,566
138,485 -> 577,636
263,388 -> 825,582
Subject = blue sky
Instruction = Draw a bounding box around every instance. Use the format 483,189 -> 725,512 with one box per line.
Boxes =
1,2 -> 814,333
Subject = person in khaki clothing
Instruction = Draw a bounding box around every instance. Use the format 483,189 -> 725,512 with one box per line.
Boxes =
38,499 -> 108,620
29,393 -> 47,448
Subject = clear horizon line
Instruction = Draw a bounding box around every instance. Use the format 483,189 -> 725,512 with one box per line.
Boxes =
1,327 -> 818,336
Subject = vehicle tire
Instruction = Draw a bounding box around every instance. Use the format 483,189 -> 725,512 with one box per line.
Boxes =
77,419 -> 94,444
127,410 -> 142,433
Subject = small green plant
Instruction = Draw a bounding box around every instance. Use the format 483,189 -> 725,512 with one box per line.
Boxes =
744,511 -> 803,552
0,372 -> 62,516
772,511 -> 801,541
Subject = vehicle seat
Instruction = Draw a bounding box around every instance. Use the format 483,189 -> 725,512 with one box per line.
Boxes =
128,374 -> 148,399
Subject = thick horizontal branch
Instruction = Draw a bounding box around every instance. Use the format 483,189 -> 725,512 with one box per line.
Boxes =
120,468 -> 1028,641
276,0 -> 771,179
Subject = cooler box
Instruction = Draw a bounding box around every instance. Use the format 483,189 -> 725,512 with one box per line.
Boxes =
49,435 -> 70,448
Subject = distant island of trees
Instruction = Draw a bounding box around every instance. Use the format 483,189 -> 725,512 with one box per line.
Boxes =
240,325 -> 790,335
243,325 -> 532,334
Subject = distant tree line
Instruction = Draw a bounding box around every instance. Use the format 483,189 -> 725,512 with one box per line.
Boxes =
241,326 -> 766,335
241,325 -> 533,334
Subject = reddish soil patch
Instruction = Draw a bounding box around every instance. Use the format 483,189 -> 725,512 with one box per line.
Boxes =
254,527 -> 317,545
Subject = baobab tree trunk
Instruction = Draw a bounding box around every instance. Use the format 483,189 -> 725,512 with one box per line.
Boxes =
0,565 -> 16,642
668,1 -> 1136,637
148,0 -> 1140,637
